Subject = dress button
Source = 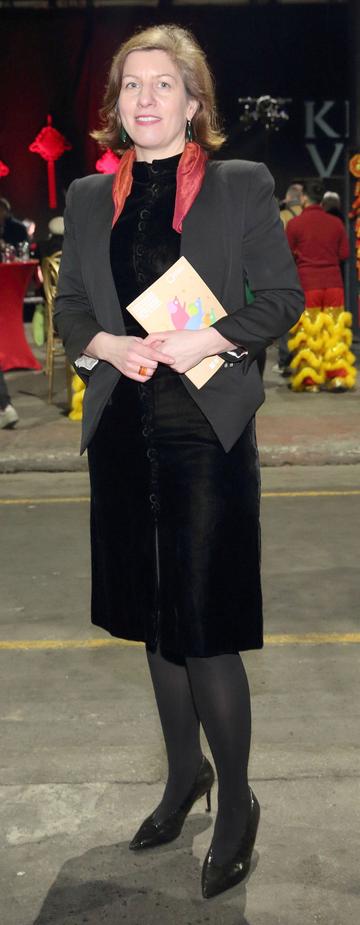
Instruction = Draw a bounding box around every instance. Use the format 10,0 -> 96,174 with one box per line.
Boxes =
138,221 -> 146,232
140,209 -> 151,219
137,272 -> 146,283
136,244 -> 145,256
151,183 -> 160,195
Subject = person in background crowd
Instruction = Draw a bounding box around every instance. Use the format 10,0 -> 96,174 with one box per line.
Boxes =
55,23 -> 303,900
274,180 -> 304,375
0,370 -> 19,429
0,198 -> 28,247
322,191 -> 344,223
37,216 -> 64,261
279,181 -> 304,229
37,216 -> 65,287
286,178 -> 356,392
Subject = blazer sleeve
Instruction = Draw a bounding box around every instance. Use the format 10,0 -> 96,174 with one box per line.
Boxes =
213,163 -> 304,367
54,181 -> 104,365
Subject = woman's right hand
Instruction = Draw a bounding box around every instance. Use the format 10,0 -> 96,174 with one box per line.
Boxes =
84,332 -> 174,382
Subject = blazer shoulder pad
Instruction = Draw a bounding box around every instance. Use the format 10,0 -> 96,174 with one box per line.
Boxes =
208,158 -> 262,180
67,172 -> 114,204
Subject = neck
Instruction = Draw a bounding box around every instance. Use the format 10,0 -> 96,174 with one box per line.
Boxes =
134,142 -> 186,164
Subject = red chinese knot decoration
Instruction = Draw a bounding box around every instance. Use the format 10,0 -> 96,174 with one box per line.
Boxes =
95,148 -> 121,174
0,160 -> 10,178
29,115 -> 71,209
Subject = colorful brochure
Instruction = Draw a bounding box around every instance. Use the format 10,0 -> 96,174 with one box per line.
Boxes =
125,256 -> 227,388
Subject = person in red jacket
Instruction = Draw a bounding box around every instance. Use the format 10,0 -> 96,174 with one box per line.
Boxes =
286,178 -> 356,392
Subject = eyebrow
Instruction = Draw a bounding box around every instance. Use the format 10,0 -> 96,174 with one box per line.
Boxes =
122,72 -> 177,79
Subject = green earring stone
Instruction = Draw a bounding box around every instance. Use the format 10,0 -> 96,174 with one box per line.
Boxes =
186,120 -> 193,142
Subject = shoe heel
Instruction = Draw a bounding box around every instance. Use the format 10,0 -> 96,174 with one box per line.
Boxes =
205,789 -> 212,813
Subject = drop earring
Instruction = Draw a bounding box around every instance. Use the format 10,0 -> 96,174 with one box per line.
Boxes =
186,119 -> 193,142
120,124 -> 129,145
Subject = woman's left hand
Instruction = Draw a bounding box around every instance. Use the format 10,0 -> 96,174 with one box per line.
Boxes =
144,328 -> 234,374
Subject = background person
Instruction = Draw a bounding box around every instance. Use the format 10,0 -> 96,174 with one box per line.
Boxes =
274,180 -> 304,375
286,178 -> 356,392
37,216 -> 64,262
0,370 -> 19,429
0,198 -> 28,248
279,181 -> 304,229
55,24 -> 303,900
322,190 -> 344,223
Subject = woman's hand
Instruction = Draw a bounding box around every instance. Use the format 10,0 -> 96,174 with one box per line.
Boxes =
144,328 -> 235,374
85,332 -> 174,382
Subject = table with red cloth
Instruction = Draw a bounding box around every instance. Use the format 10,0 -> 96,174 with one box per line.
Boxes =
0,260 -> 42,371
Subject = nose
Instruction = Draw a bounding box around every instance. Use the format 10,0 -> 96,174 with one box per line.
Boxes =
137,81 -> 156,108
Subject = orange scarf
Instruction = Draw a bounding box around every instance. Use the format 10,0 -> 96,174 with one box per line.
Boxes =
112,141 -> 208,233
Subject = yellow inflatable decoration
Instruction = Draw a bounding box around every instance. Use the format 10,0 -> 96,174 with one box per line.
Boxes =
288,305 -> 357,392
68,372 -> 85,421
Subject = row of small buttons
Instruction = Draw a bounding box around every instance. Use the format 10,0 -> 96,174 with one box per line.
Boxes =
138,385 -> 160,517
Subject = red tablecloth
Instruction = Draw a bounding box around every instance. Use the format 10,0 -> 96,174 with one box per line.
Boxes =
0,261 -> 42,371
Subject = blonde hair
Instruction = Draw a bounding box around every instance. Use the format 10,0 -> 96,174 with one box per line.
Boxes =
91,24 -> 226,153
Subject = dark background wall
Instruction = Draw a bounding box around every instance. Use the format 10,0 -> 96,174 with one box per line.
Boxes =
0,4 -> 348,233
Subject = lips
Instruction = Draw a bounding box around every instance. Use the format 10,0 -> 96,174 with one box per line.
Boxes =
135,116 -> 161,124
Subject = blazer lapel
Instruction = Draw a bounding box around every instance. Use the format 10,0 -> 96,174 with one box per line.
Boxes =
181,163 -> 228,303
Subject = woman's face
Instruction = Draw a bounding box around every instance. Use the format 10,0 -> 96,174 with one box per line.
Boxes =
118,49 -> 198,162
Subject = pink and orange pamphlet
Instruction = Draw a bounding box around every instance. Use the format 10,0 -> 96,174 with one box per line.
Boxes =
125,256 -> 227,388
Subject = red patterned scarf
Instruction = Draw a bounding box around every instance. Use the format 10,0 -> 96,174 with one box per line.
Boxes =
112,141 -> 208,233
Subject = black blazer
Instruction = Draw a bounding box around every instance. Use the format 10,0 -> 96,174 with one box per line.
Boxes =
55,159 -> 304,453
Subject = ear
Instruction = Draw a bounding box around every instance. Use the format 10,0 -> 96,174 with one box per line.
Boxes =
186,98 -> 199,122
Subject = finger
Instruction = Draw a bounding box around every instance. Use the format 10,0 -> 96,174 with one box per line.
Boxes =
125,370 -> 154,382
136,348 -> 175,365
144,331 -> 173,342
126,351 -> 158,370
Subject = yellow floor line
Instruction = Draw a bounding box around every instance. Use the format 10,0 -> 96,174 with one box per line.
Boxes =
0,633 -> 359,651
0,497 -> 90,505
1,490 -> 360,505
262,490 -> 360,498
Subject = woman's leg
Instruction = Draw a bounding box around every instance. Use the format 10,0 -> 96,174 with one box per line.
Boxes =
186,653 -> 252,865
146,646 -> 203,824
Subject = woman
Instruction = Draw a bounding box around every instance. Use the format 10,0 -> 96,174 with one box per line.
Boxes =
55,24 -> 303,899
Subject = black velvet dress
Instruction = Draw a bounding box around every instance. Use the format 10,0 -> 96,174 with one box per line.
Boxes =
87,154 -> 263,660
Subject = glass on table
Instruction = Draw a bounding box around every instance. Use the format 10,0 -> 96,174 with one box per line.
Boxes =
16,241 -> 30,261
2,244 -> 17,262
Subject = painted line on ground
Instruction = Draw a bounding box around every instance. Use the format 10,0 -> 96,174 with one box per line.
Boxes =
262,490 -> 360,498
0,490 -> 360,506
0,497 -> 90,505
0,633 -> 359,651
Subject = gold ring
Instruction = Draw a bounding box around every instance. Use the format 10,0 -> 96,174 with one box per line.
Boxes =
139,365 -> 147,376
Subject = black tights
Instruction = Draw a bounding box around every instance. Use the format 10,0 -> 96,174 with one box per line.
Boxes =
146,645 -> 252,865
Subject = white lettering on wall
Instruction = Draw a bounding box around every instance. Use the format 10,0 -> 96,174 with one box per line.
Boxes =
304,101 -> 349,178
305,101 -> 340,139
305,143 -> 344,178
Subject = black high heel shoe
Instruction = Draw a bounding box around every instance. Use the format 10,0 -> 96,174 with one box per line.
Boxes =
129,755 -> 215,851
201,787 -> 260,899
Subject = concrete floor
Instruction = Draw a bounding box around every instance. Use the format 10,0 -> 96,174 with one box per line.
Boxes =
0,467 -> 359,925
